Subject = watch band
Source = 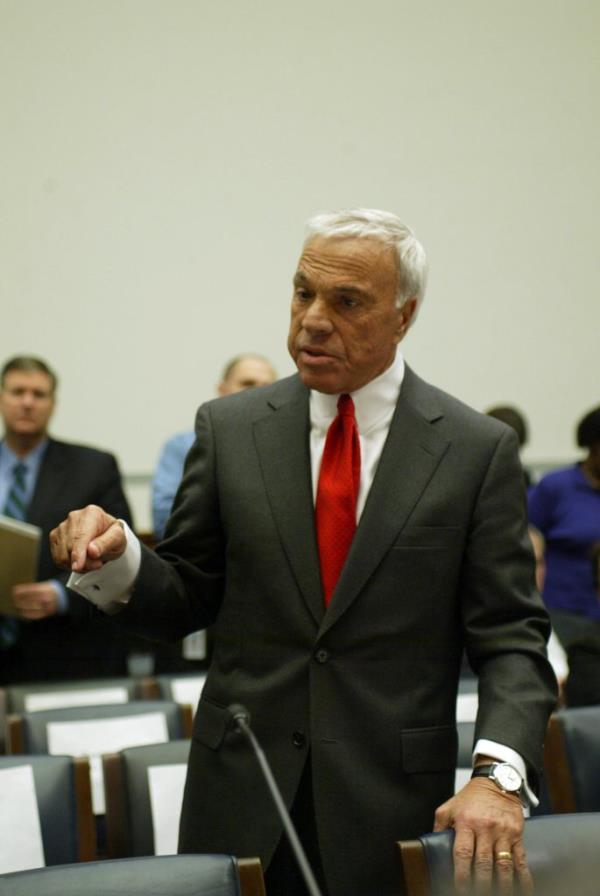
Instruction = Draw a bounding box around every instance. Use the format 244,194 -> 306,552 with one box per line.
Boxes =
471,763 -> 498,779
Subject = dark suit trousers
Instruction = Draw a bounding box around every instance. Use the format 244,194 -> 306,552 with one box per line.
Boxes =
265,757 -> 329,896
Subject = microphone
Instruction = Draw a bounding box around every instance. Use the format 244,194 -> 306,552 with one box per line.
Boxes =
227,704 -> 324,896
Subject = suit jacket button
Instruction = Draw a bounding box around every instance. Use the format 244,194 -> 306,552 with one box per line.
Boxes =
315,648 -> 330,664
292,730 -> 306,748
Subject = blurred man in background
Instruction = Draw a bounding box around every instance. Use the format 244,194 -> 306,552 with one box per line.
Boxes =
0,354 -> 134,683
152,353 -> 277,538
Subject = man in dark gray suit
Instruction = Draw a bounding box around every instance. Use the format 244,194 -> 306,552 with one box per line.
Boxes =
51,210 -> 556,896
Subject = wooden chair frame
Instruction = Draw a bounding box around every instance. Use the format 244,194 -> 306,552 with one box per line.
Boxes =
102,751 -> 131,858
396,840 -> 431,896
71,755 -> 98,861
543,712 -> 578,812
237,857 -> 267,896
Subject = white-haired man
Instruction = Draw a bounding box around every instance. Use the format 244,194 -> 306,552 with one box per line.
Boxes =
51,209 -> 556,896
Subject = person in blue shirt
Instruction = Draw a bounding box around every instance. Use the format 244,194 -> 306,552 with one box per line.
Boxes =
528,405 -> 600,649
152,354 -> 277,539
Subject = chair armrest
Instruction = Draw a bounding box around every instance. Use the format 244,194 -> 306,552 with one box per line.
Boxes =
397,839 -> 430,896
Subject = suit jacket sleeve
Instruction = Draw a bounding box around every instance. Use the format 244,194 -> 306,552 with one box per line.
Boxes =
116,402 -> 225,642
461,426 -> 557,777
68,450 -> 132,617
34,447 -> 133,618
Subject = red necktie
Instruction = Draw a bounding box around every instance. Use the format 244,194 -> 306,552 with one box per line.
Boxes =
315,394 -> 361,606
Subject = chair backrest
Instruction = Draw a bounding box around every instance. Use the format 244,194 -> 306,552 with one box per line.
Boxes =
0,678 -> 153,754
0,853 -> 266,896
103,739 -> 191,857
6,700 -> 192,815
4,677 -> 143,714
544,706 -> 600,812
398,813 -> 600,896
151,673 -> 208,712
0,754 -> 95,872
7,699 -> 192,755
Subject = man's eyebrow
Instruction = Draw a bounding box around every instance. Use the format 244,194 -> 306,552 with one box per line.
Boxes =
333,284 -> 367,296
293,271 -> 368,296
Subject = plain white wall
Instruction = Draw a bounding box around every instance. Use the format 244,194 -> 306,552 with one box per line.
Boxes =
2,0 -> 599,528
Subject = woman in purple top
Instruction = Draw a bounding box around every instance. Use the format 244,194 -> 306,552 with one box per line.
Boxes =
528,406 -> 600,648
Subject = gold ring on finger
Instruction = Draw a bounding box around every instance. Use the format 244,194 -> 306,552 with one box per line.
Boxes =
496,851 -> 513,862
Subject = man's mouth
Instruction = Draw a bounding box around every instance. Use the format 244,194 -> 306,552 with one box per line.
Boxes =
298,347 -> 336,364
299,346 -> 335,359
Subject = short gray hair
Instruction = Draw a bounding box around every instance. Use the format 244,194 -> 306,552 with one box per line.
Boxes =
304,208 -> 428,317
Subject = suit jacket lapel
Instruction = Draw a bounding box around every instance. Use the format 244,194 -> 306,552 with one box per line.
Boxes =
253,377 -> 324,626
319,367 -> 450,635
27,440 -> 65,526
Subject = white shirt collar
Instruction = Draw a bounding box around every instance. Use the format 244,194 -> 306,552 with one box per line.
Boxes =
0,437 -> 48,473
309,350 -> 405,434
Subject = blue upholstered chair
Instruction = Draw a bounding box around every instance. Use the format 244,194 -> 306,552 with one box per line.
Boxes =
0,754 -> 95,870
397,812 -> 600,896
0,854 -> 265,896
103,739 -> 191,857
0,677 -> 151,754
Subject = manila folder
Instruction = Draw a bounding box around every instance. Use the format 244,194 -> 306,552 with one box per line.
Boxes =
0,515 -> 41,615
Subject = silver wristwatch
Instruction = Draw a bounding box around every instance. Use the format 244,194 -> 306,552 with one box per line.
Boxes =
471,762 -> 527,805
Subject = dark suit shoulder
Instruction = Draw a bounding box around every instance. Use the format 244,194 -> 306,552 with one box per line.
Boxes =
200,374 -> 305,423
401,366 -> 516,445
44,437 -> 120,466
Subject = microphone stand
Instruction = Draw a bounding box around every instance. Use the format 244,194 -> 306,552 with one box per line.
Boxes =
229,705 -> 324,896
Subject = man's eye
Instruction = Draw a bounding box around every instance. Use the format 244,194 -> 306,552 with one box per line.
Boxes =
341,296 -> 357,308
295,289 -> 310,301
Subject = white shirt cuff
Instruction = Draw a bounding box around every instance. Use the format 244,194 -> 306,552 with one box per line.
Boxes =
66,521 -> 142,614
474,738 -> 538,809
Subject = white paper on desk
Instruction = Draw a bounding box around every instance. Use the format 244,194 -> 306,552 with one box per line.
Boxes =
25,686 -> 129,713
456,692 -> 478,722
0,765 -> 45,873
171,676 -> 206,713
47,711 -> 169,814
148,763 -> 187,855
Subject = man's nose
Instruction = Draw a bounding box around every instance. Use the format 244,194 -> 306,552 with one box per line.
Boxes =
302,298 -> 333,335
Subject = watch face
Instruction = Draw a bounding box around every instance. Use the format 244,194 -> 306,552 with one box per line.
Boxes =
494,764 -> 522,792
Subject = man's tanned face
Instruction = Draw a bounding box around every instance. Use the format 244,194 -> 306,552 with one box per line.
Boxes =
288,236 -> 416,394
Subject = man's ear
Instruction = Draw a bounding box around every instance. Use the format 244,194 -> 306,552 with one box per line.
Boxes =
394,297 -> 418,343
216,380 -> 227,397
